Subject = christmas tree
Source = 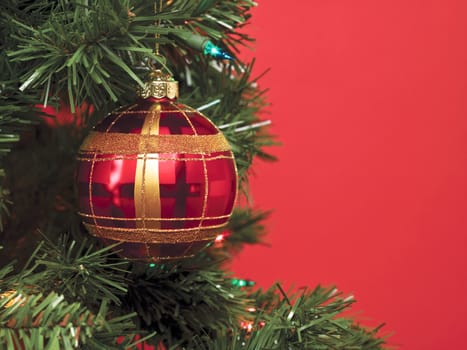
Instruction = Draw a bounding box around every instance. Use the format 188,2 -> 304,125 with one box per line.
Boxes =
0,1 -> 386,349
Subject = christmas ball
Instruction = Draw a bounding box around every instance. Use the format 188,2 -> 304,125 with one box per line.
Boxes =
77,70 -> 237,261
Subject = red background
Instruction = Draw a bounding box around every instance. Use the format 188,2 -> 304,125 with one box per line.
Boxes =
231,1 -> 467,349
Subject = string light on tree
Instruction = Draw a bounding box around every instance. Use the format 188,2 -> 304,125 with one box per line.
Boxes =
174,32 -> 233,60
240,307 -> 266,334
215,231 -> 230,246
231,278 -> 256,288
203,40 -> 233,60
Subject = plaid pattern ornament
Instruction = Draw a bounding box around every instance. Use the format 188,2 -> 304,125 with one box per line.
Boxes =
77,71 -> 237,261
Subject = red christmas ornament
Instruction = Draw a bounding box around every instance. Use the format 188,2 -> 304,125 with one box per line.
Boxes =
77,70 -> 237,261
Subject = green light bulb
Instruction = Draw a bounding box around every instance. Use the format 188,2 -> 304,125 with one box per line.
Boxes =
203,41 -> 233,60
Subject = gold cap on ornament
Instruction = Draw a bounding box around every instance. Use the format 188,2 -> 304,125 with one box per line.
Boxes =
139,69 -> 179,99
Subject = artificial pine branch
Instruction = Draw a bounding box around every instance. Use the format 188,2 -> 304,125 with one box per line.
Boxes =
0,290 -> 139,350
0,243 -> 152,349
0,243 -> 140,349
195,285 -> 386,350
5,0 -> 257,110
248,285 -> 386,349
123,258 -> 252,348
32,236 -> 130,306
224,208 -> 269,250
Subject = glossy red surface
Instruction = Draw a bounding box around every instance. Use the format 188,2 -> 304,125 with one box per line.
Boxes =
77,98 -> 237,260
78,151 -> 235,230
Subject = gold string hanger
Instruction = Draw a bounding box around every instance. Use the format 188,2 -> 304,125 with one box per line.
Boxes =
152,0 -> 175,68
154,0 -> 163,57
138,0 -> 178,100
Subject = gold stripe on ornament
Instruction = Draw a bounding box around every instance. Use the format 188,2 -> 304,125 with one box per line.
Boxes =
79,132 -> 231,154
87,221 -> 227,232
170,101 -> 198,134
110,109 -> 199,115
170,101 -> 202,257
76,154 -> 234,162
199,154 -> 209,229
78,212 -> 232,221
147,254 -> 196,261
230,149 -> 240,209
84,223 -> 225,243
135,104 -> 161,231
88,153 -> 99,228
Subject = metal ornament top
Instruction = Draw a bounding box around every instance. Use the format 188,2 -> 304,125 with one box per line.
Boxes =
139,69 -> 179,100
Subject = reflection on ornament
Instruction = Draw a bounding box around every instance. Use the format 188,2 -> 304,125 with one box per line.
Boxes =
77,71 -> 238,261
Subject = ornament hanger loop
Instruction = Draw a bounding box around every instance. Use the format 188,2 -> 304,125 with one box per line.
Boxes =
138,0 -> 177,99
150,0 -> 170,73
